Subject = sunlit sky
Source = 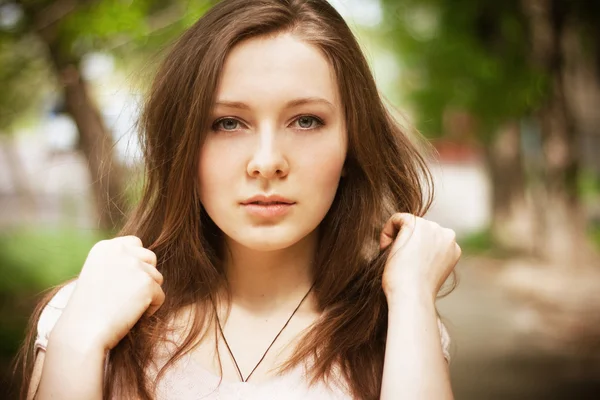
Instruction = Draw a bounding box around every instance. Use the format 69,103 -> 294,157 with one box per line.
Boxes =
328,0 -> 383,27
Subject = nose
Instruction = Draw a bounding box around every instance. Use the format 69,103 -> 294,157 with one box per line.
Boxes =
246,126 -> 289,179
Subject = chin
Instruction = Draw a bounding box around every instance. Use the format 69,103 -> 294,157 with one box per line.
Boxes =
224,223 -> 316,252
234,233 -> 303,252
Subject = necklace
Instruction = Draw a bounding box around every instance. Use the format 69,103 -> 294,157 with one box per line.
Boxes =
212,284 -> 314,382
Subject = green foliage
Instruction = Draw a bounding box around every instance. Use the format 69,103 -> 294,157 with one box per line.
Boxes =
0,35 -> 52,132
460,224 -> 600,256
459,228 -> 517,259
0,0 -> 214,132
60,0 -> 151,43
58,0 -> 214,59
380,0 -> 547,139
459,228 -> 494,254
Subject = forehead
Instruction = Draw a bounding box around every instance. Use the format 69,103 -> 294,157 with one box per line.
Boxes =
216,32 -> 339,105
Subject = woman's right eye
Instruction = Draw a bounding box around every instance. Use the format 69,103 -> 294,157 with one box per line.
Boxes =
212,117 -> 243,132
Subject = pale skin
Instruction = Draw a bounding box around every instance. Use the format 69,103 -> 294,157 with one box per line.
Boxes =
29,33 -> 457,399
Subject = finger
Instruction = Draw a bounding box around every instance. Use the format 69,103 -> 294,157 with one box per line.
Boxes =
380,213 -> 416,250
454,242 -> 462,258
380,213 -> 409,250
145,283 -> 165,317
139,261 -> 164,286
129,246 -> 157,267
117,235 -> 143,248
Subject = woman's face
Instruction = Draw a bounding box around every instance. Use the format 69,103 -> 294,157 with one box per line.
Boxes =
199,32 -> 347,252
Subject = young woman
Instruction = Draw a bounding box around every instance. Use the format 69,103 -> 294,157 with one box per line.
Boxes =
20,0 -> 459,399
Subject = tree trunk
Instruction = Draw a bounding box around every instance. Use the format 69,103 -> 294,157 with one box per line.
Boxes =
22,3 -> 129,232
536,78 -> 589,266
54,62 -> 128,231
522,0 -> 593,267
485,121 -> 534,253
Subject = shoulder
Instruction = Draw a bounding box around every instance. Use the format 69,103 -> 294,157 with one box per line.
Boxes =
34,280 -> 78,352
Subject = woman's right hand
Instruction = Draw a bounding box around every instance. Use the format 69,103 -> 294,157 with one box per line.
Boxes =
52,235 -> 165,352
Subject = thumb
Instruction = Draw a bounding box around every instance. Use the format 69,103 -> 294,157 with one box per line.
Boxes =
379,213 -> 417,251
144,284 -> 165,317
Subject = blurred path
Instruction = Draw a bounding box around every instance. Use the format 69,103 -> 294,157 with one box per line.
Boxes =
440,257 -> 600,399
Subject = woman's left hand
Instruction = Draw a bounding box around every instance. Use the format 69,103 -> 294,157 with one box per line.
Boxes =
380,213 -> 461,304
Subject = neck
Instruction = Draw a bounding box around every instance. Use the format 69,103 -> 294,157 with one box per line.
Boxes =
221,231 -> 318,314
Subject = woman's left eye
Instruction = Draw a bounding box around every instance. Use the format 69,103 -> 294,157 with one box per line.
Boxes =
293,116 -> 323,130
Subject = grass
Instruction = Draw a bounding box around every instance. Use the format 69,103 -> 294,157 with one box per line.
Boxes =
0,227 -> 108,368
0,227 -> 108,293
460,222 -> 600,259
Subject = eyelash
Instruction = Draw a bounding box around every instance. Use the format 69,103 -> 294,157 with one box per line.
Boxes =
211,115 -> 325,132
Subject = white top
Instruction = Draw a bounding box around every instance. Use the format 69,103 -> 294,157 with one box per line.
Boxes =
35,280 -> 451,400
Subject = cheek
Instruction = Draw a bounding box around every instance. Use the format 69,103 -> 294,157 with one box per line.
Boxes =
198,141 -> 238,202
309,156 -> 344,189
299,136 -> 346,188
198,147 -> 215,198
293,140 -> 346,222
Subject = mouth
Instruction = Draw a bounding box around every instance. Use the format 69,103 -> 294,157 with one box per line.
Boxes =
241,195 -> 296,206
240,197 -> 296,218
244,201 -> 295,205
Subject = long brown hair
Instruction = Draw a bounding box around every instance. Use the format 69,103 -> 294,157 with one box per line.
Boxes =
19,1 -> 455,399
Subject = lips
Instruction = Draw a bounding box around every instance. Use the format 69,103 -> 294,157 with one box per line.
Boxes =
241,195 -> 295,205
241,195 -> 295,218
247,201 -> 291,205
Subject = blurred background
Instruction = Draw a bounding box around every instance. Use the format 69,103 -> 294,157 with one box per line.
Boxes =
1,0 -> 599,398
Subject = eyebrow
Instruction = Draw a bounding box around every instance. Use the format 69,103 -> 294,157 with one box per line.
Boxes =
214,97 -> 336,111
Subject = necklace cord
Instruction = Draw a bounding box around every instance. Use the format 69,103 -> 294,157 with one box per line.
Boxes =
212,284 -> 315,382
